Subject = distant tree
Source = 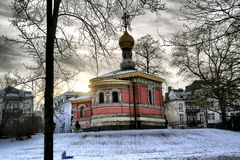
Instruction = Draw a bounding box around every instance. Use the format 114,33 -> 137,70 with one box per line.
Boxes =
170,0 -> 240,129
14,113 -> 43,140
185,87 -> 216,128
172,28 -> 240,129
134,35 -> 166,76
0,101 -> 22,138
0,86 -> 42,139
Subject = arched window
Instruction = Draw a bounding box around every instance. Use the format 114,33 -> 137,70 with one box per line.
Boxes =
112,91 -> 119,103
148,89 -> 153,105
99,92 -> 104,103
180,114 -> 184,123
80,106 -> 84,117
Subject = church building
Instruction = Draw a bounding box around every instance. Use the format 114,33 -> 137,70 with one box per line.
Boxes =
71,17 -> 166,131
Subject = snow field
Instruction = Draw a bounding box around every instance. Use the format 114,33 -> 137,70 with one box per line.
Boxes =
0,129 -> 240,160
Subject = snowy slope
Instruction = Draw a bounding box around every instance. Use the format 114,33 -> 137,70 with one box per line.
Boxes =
0,129 -> 240,160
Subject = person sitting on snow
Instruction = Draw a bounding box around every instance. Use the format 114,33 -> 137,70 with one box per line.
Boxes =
62,151 -> 73,159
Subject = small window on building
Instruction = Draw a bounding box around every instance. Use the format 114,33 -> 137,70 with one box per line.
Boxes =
80,106 -> 84,117
179,103 -> 183,112
66,95 -> 73,100
148,89 -> 153,105
208,114 -> 211,120
200,114 -> 204,122
180,114 -> 184,122
208,113 -> 215,120
112,91 -> 119,103
99,92 -> 104,103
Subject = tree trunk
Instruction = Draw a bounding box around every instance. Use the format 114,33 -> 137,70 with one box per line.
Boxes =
205,110 -> 208,128
44,0 -> 54,159
146,53 -> 150,73
44,0 -> 61,159
219,99 -> 227,129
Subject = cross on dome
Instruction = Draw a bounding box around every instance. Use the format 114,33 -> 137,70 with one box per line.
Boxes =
122,12 -> 130,31
119,12 -> 135,70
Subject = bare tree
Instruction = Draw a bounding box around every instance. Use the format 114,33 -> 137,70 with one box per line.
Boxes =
0,84 -> 41,139
172,27 -> 240,129
6,0 -> 165,159
6,0 -> 166,95
169,0 -> 240,129
185,86 -> 217,128
179,0 -> 240,40
134,34 -> 166,76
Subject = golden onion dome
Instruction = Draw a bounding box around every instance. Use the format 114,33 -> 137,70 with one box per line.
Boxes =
119,31 -> 134,49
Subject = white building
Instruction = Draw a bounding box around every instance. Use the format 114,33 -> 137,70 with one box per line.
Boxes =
165,87 -> 206,128
53,91 -> 80,133
166,80 -> 240,129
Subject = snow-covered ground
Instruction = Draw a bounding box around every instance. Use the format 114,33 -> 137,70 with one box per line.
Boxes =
0,129 -> 240,160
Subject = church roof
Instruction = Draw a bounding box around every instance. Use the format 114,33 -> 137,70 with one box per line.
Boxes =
90,69 -> 165,84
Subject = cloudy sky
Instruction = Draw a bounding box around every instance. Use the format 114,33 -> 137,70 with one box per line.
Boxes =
0,0 -> 188,92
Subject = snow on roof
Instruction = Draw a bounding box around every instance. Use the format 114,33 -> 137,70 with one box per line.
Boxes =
98,69 -> 138,78
71,95 -> 91,101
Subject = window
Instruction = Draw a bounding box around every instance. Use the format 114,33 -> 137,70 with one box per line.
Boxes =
112,92 -> 119,103
58,99 -> 63,105
66,95 -> 73,100
200,114 -> 204,122
179,103 -> 183,112
187,115 -> 196,122
80,106 -> 84,118
180,114 -> 184,122
148,89 -> 153,105
99,92 -> 104,103
208,114 -> 211,120
208,113 -> 215,120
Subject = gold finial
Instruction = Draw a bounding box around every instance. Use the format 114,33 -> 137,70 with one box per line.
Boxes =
119,12 -> 134,49
122,12 -> 130,31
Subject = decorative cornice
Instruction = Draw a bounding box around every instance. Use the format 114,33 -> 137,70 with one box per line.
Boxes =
89,81 -> 131,88
90,72 -> 165,84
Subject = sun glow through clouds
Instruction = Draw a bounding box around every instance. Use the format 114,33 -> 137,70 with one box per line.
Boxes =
70,72 -> 92,92
72,82 -> 90,92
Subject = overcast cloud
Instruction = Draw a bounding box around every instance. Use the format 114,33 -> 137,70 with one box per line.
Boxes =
0,0 -> 25,72
0,0 -> 188,88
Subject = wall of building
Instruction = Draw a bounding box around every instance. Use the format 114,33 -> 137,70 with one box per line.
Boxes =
71,77 -> 165,131
165,100 -> 186,128
72,100 -> 92,130
54,102 -> 72,133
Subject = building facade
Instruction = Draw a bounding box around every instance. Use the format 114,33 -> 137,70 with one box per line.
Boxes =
53,91 -> 81,133
165,87 -> 206,128
0,86 -> 34,136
